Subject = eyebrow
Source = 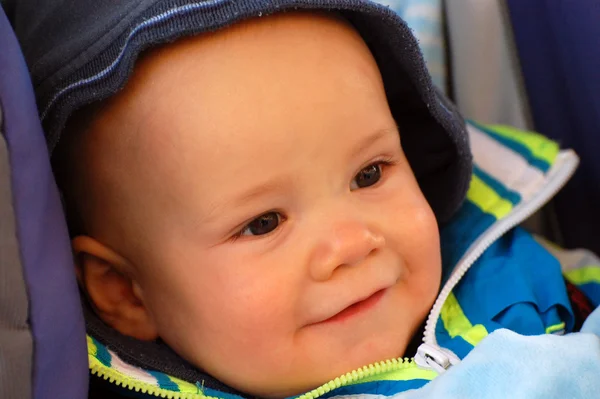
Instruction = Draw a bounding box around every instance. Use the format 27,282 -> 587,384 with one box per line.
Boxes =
231,177 -> 287,207
200,177 -> 287,225
350,127 -> 399,159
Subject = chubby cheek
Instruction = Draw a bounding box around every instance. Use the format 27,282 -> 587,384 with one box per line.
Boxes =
401,205 -> 441,304
142,248 -> 300,376
384,179 -> 441,307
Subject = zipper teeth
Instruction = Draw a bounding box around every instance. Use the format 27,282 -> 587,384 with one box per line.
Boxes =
423,150 -> 579,346
297,357 -> 416,399
90,356 -> 416,399
90,362 -> 211,399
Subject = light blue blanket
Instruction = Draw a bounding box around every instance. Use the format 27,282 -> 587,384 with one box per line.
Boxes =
398,306 -> 600,398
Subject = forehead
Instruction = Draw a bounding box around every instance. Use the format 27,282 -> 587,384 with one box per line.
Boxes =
90,12 -> 395,206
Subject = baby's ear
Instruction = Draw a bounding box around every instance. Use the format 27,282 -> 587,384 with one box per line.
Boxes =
72,236 -> 158,341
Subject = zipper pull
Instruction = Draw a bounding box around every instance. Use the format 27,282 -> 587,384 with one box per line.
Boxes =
415,343 -> 460,373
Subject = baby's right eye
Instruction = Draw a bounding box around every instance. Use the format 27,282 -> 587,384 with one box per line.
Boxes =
237,212 -> 282,237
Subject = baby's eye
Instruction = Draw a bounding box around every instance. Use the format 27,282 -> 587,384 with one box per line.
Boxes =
238,212 -> 282,237
351,163 -> 383,190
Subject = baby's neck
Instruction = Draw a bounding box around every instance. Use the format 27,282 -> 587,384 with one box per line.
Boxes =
404,319 -> 426,358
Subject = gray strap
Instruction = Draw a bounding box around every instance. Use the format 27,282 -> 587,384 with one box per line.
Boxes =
0,105 -> 33,399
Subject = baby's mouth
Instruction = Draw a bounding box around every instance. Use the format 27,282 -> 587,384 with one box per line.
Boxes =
320,289 -> 387,324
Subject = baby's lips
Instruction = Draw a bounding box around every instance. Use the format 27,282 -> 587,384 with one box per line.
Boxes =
306,285 -> 391,326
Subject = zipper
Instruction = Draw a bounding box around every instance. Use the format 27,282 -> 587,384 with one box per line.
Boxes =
296,357 -> 422,399
415,150 -> 579,373
89,359 -> 214,399
90,353 -> 421,399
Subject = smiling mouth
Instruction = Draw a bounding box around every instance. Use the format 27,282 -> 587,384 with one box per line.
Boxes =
320,289 -> 387,324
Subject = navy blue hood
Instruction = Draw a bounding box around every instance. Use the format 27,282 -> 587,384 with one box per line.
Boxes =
6,0 -> 471,224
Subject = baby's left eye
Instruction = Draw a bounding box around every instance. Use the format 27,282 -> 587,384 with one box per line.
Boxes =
237,211 -> 282,237
351,163 -> 383,190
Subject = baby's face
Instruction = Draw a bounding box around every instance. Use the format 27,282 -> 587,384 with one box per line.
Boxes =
83,13 -> 441,398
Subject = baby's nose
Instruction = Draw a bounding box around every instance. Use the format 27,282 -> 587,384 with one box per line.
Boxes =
308,220 -> 385,281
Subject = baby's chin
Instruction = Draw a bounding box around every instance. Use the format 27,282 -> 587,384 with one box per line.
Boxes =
235,335 -> 409,398
172,289 -> 420,398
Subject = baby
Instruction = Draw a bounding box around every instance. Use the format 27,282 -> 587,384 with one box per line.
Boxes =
9,0 -> 600,398
60,13 -> 443,397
